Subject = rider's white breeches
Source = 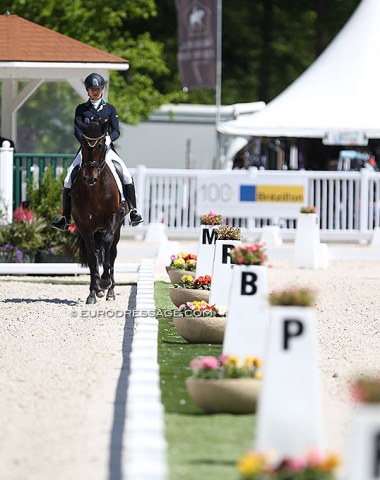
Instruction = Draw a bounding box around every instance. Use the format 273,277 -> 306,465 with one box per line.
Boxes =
63,147 -> 133,188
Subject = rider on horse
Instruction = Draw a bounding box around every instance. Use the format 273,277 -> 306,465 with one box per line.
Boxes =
52,72 -> 143,231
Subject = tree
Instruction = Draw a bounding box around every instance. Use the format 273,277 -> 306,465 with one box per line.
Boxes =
4,0 -> 362,152
7,0 -> 186,121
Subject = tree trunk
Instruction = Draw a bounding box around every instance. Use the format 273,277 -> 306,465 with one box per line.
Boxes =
315,0 -> 329,56
258,0 -> 273,102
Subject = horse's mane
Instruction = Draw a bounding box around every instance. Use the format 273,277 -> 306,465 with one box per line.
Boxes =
83,121 -> 103,139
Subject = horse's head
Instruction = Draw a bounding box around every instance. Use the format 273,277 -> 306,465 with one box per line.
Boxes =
80,121 -> 107,186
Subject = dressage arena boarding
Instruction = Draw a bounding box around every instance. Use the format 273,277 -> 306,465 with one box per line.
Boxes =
1,234 -> 380,479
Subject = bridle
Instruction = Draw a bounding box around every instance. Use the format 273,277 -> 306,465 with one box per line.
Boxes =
81,133 -> 106,172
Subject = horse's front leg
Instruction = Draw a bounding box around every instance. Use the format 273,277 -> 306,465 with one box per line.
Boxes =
99,217 -> 119,294
86,237 -> 101,304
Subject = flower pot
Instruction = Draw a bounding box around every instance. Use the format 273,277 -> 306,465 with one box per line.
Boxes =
0,251 -> 35,263
168,287 -> 210,307
173,315 -> 226,343
186,377 -> 261,414
35,250 -> 76,263
165,267 -> 196,285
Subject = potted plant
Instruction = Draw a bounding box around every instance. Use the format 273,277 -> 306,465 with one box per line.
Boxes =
215,224 -> 242,241
230,243 -> 267,266
166,252 -> 197,284
346,377 -> 380,480
196,211 -> 224,277
223,243 -> 269,360
0,206 -> 46,262
168,274 -> 211,307
269,287 -> 316,307
209,225 -> 243,305
300,205 -> 318,214
173,300 -> 227,344
186,354 -> 262,414
237,448 -> 340,479
27,165 -> 78,262
200,211 -> 224,226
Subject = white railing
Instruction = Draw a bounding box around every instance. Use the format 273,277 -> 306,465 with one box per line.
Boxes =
131,166 -> 380,241
1,142 -> 380,241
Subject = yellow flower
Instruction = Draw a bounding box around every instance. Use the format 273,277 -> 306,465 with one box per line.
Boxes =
244,356 -> 262,369
173,258 -> 185,266
321,453 -> 340,471
254,372 -> 263,380
224,355 -> 241,368
237,452 -> 266,476
181,274 -> 193,283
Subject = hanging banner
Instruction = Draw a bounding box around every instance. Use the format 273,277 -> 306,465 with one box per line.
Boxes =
175,0 -> 217,89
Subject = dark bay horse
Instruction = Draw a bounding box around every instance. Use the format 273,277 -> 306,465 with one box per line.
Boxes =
71,122 -> 126,304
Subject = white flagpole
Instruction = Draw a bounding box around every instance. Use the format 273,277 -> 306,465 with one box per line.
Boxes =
214,0 -> 222,169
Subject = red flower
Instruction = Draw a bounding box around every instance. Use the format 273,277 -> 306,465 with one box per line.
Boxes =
13,205 -> 34,223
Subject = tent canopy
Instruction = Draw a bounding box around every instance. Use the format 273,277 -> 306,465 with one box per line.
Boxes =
0,15 -> 129,143
218,0 -> 380,143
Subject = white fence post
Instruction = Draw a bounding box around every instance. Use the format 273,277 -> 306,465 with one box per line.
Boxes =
0,140 -> 14,222
359,168 -> 370,235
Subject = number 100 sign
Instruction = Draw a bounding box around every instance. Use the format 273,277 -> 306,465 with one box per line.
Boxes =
196,173 -> 308,218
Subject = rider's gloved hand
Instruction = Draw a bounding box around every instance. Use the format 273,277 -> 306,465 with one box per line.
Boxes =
105,135 -> 111,147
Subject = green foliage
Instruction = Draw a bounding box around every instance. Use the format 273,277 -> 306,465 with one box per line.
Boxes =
26,166 -> 78,255
17,83 -> 80,153
0,216 -> 45,254
5,0 -> 361,152
27,166 -> 63,221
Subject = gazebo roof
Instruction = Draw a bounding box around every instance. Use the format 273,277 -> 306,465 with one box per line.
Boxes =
0,14 -> 129,141
0,14 -> 127,64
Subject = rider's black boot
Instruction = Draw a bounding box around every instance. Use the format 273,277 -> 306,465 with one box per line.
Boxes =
52,188 -> 71,232
122,182 -> 143,227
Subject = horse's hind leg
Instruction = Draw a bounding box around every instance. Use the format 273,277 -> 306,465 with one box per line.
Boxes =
106,266 -> 115,301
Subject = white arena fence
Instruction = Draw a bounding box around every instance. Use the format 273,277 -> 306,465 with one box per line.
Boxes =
0,142 -> 379,242
132,166 -> 380,242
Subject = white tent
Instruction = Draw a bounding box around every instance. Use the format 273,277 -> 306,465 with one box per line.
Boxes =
218,0 -> 380,144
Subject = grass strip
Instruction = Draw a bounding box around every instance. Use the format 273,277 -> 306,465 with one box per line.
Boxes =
155,281 -> 255,480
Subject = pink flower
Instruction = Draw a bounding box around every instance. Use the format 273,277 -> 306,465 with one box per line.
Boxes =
306,448 -> 324,467
13,205 -> 34,223
287,456 -> 307,471
218,354 -> 229,365
201,356 -> 219,370
190,358 -> 203,371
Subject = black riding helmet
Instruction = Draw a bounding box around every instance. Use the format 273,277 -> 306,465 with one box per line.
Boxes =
84,73 -> 105,90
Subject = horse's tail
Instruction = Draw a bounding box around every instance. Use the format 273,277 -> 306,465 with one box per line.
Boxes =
75,231 -> 105,267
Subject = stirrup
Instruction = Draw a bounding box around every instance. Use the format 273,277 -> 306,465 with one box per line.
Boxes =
52,216 -> 68,232
129,208 -> 143,227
